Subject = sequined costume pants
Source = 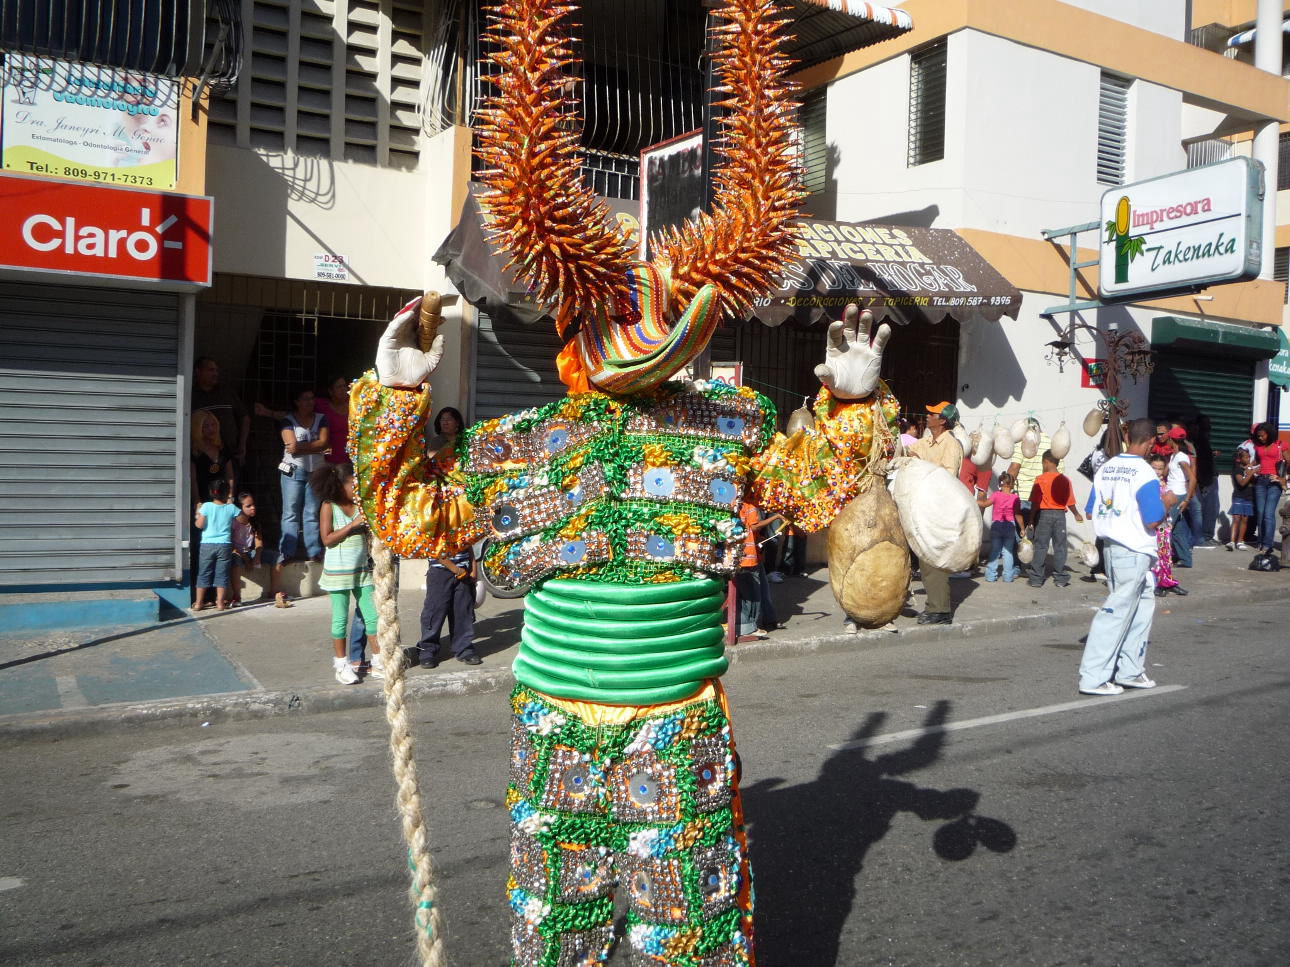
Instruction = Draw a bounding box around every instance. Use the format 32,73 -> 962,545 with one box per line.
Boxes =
507,683 -> 754,967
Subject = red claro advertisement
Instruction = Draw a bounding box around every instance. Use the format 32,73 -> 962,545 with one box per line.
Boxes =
0,173 -> 212,285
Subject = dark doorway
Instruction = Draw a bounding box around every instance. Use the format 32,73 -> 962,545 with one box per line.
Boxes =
881,318 -> 960,416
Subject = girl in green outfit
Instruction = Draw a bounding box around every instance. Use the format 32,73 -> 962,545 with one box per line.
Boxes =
311,462 -> 382,685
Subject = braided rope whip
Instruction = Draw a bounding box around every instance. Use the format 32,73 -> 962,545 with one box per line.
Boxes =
371,536 -> 447,966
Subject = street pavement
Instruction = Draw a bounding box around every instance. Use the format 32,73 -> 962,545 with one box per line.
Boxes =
0,545 -> 1283,735
0,594 -> 1285,966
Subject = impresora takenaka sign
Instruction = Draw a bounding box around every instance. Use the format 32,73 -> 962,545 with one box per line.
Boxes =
1099,156 -> 1264,300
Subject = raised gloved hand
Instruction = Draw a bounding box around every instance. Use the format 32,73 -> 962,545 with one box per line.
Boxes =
376,294 -> 445,388
814,303 -> 892,400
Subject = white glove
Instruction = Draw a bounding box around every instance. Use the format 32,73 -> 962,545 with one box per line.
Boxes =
814,303 -> 892,400
376,296 -> 445,388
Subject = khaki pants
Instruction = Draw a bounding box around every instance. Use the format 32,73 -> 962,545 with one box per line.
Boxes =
922,563 -> 951,614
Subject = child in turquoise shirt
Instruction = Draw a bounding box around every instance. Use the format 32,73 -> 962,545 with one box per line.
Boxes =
194,478 -> 240,611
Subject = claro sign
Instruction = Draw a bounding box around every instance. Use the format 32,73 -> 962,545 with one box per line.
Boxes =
1099,157 -> 1263,300
0,173 -> 212,286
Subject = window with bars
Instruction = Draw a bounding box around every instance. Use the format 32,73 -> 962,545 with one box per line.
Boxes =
1279,132 -> 1290,191
1275,247 -> 1289,304
798,87 -> 828,195
907,40 -> 946,167
208,0 -> 425,169
1096,72 -> 1130,186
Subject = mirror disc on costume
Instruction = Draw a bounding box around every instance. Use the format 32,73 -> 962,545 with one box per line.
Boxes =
708,479 -> 736,504
716,416 -> 745,437
545,425 -> 571,454
562,764 -> 590,798
700,866 -> 723,897
627,772 -> 658,806
559,540 -> 587,564
493,503 -> 521,534
631,870 -> 653,901
644,467 -> 676,497
644,535 -> 675,560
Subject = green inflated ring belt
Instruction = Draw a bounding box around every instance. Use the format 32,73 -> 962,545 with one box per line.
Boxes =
515,578 -> 728,704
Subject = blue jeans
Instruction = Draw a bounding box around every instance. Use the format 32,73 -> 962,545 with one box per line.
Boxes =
1169,503 -> 1192,568
1185,489 -> 1203,544
985,521 -> 1018,581
1252,477 -> 1284,552
278,465 -> 322,561
1199,481 -> 1219,543
1079,543 -> 1155,691
197,542 -> 232,588
347,609 -> 369,664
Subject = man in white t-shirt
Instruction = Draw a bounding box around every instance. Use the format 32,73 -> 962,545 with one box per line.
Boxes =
1165,426 -> 1196,569
1078,418 -> 1175,696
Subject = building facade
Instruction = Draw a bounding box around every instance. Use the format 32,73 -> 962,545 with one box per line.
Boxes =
798,0 -> 1289,518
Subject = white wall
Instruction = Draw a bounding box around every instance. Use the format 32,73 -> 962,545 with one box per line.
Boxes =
955,31 -> 1103,237
1129,81 -> 1188,179
207,144 -> 431,290
826,44 -> 966,226
829,31 -> 1186,238
1064,0 -> 1186,38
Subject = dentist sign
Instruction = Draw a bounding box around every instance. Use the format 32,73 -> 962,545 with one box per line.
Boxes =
0,173 -> 212,286
1099,157 -> 1263,299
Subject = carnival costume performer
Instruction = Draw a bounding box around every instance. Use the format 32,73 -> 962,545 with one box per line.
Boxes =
349,1 -> 904,963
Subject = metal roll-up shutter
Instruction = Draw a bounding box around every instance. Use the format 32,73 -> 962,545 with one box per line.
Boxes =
473,311 -> 567,420
0,282 -> 180,587
1147,349 -> 1254,456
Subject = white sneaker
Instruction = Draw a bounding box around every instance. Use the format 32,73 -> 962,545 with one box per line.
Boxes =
1079,681 -> 1124,696
843,618 -> 859,634
333,657 -> 359,685
369,655 -> 386,681
1225,542 -> 1234,552
1116,673 -> 1157,689
767,571 -> 784,583
1235,542 -> 1249,550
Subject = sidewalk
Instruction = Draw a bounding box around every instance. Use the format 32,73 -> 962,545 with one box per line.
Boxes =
1,545 -> 1279,738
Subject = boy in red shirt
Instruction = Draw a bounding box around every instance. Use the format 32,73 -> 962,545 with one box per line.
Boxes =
1028,449 -> 1085,588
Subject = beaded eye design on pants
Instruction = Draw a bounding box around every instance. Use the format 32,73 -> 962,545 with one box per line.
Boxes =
506,686 -> 753,967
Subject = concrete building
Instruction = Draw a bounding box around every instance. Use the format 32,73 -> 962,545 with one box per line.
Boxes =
794,0 -> 1288,523
5,0 -> 1288,628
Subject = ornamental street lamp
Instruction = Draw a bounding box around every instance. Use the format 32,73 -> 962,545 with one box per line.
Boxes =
1044,320 -> 1154,456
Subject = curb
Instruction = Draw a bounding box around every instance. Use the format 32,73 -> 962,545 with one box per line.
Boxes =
0,584 -> 1265,742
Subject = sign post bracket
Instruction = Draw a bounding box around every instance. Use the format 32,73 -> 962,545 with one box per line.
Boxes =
1040,220 -> 1106,317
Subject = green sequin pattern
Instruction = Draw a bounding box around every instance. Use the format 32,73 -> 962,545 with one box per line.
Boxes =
463,382 -> 776,593
507,686 -> 753,967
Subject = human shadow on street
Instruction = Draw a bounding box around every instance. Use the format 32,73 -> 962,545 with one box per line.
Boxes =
764,572 -> 832,625
743,700 -> 1017,965
471,606 -> 525,659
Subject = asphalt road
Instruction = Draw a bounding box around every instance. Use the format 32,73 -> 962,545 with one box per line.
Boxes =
1,596 -> 1287,966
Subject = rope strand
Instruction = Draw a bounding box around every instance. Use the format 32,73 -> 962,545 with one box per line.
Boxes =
372,537 -> 448,966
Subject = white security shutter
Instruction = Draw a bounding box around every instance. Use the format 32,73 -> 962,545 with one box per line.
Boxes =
1096,72 -> 1130,186
0,282 -> 181,586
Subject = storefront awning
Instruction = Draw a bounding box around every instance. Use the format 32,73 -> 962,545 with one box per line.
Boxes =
753,219 -> 1024,327
1151,316 -> 1282,359
785,1 -> 915,71
436,195 -> 1023,329
434,185 -> 645,328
